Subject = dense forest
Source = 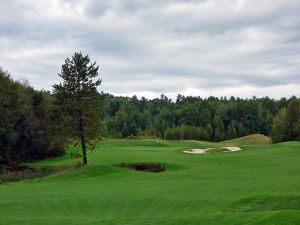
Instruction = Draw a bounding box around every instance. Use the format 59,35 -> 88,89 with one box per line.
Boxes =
1,67 -> 300,167
0,68 -> 65,169
100,93 -> 300,143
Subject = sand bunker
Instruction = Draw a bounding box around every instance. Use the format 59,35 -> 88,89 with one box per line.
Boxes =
184,146 -> 241,154
222,146 -> 241,152
116,162 -> 166,173
184,148 -> 211,154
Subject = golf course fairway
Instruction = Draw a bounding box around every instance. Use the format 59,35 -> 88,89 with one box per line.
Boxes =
0,138 -> 300,225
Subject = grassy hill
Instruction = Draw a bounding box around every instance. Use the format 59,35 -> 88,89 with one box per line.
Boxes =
0,138 -> 299,225
222,134 -> 272,145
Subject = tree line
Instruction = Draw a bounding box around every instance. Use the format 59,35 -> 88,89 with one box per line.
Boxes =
0,68 -> 64,169
1,52 -> 300,168
100,93 -> 300,143
0,53 -> 102,167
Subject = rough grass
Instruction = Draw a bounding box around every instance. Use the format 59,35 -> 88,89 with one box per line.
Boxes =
0,137 -> 299,225
0,164 -> 68,183
222,133 -> 272,145
205,148 -> 230,154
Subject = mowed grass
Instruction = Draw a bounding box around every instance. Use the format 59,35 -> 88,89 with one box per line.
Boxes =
0,138 -> 300,225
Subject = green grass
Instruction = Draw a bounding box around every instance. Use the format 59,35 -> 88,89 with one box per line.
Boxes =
0,138 -> 299,225
222,133 -> 272,146
205,148 -> 230,154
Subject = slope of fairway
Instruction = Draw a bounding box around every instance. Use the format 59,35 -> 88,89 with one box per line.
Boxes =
0,139 -> 299,225
222,134 -> 272,145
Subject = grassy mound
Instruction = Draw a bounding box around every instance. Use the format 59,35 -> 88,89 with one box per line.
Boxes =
222,134 -> 271,145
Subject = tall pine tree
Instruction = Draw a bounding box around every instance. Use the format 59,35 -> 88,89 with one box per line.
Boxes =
53,52 -> 101,165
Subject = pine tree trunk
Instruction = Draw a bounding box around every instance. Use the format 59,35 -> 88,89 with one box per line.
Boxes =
79,114 -> 87,165
80,132 -> 87,165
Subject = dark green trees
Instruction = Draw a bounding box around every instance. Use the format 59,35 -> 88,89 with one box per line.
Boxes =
53,52 -> 101,165
286,97 -> 300,140
0,68 -> 58,169
271,108 -> 288,143
271,97 -> 300,143
0,70 -> 19,166
213,115 -> 225,141
96,94 -> 300,143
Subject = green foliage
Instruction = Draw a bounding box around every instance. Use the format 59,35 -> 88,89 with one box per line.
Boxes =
164,125 -> 209,141
271,108 -> 289,143
0,70 -> 18,165
213,115 -> 225,141
227,120 -> 237,139
0,166 -> 62,183
271,97 -> 300,143
52,52 -> 102,165
206,124 -> 213,140
286,97 -> 300,140
199,108 -> 211,126
98,120 -> 109,137
99,94 -> 300,143
0,68 -> 62,167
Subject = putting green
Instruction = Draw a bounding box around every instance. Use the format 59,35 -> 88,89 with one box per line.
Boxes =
0,139 -> 299,225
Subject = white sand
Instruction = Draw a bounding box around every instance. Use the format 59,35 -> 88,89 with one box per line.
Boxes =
184,146 -> 242,154
183,148 -> 212,154
222,146 -> 241,152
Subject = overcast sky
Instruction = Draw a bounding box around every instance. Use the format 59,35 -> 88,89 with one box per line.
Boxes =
1,0 -> 300,99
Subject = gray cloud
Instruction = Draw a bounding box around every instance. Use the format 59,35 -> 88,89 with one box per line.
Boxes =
0,0 -> 300,99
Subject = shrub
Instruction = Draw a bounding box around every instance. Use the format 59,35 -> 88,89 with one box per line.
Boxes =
116,162 -> 166,173
48,143 -> 65,158
0,165 -> 61,183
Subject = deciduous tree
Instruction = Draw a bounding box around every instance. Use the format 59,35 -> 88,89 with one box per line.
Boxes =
271,108 -> 288,143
